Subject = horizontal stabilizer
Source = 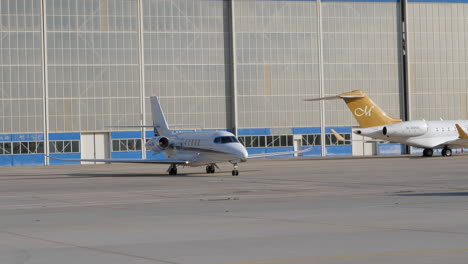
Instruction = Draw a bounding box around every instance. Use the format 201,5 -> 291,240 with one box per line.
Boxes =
303,95 -> 340,101
106,125 -> 156,128
456,124 -> 468,139
248,146 -> 314,159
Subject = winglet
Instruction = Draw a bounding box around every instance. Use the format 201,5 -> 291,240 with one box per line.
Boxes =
456,124 -> 468,139
331,129 -> 346,142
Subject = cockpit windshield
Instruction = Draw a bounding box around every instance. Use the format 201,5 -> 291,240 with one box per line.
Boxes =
213,136 -> 239,144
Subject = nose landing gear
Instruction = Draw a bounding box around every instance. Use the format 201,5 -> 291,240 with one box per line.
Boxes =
231,164 -> 239,176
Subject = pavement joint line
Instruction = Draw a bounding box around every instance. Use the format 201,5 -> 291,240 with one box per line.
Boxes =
207,214 -> 468,236
0,230 -> 182,264
216,247 -> 468,264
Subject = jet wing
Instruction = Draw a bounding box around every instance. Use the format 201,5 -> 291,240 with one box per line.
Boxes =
425,124 -> 468,148
444,138 -> 468,147
247,147 -> 314,159
442,124 -> 468,147
47,156 -> 190,165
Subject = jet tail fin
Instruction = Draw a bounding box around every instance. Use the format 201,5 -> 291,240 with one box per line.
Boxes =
150,96 -> 171,136
305,90 -> 402,128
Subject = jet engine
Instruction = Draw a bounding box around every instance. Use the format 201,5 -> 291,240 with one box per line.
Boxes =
382,120 -> 428,137
146,136 -> 170,152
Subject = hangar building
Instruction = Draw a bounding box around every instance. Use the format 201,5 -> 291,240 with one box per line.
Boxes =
0,0 -> 467,166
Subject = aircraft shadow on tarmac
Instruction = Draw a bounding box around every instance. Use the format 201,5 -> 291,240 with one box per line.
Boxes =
0,173 -> 209,180
0,170 -> 260,180
64,169 -> 259,178
66,173 -> 210,178
394,192 -> 468,196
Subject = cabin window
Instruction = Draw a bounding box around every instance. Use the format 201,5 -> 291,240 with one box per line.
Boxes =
214,136 -> 239,144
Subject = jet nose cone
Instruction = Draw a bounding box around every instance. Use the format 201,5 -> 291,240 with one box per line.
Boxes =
237,147 -> 248,161
240,148 -> 248,161
232,145 -> 248,161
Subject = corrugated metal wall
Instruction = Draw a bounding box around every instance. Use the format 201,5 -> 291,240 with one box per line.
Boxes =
46,0 -> 141,132
0,0 -> 44,133
322,0 -> 404,126
234,0 -> 321,128
2,0 -> 468,136
407,0 -> 468,120
143,0 -> 232,129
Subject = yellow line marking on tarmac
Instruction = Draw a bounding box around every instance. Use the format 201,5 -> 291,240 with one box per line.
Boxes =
218,248 -> 468,264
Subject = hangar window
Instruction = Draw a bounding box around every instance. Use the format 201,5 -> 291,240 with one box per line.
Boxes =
11,141 -> 44,154
302,134 -> 321,146
49,141 -> 80,153
238,135 -> 293,148
0,142 -> 12,155
112,139 -> 142,152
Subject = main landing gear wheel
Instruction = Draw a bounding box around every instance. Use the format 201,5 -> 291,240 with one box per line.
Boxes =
441,147 -> 452,157
423,148 -> 433,157
206,164 -> 215,174
168,165 -> 178,175
231,163 -> 239,176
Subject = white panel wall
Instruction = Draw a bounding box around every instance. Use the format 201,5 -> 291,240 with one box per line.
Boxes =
407,2 -> 468,120
322,1 -> 404,126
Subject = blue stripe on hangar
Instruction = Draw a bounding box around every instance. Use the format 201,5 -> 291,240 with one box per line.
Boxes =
0,133 -> 44,142
111,131 -> 142,139
49,132 -> 80,141
238,128 -> 271,136
292,127 -> 320,134
293,127 -> 352,134
326,126 -> 352,134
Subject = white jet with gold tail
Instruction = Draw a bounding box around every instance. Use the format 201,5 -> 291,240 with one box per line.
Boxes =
305,90 -> 468,157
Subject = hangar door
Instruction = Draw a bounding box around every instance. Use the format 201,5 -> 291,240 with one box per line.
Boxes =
80,133 -> 110,164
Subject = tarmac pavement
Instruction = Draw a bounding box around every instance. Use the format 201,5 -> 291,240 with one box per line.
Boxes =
1,155 -> 468,264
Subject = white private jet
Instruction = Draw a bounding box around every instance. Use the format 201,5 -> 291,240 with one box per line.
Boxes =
49,96 -> 311,175
306,90 -> 468,157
